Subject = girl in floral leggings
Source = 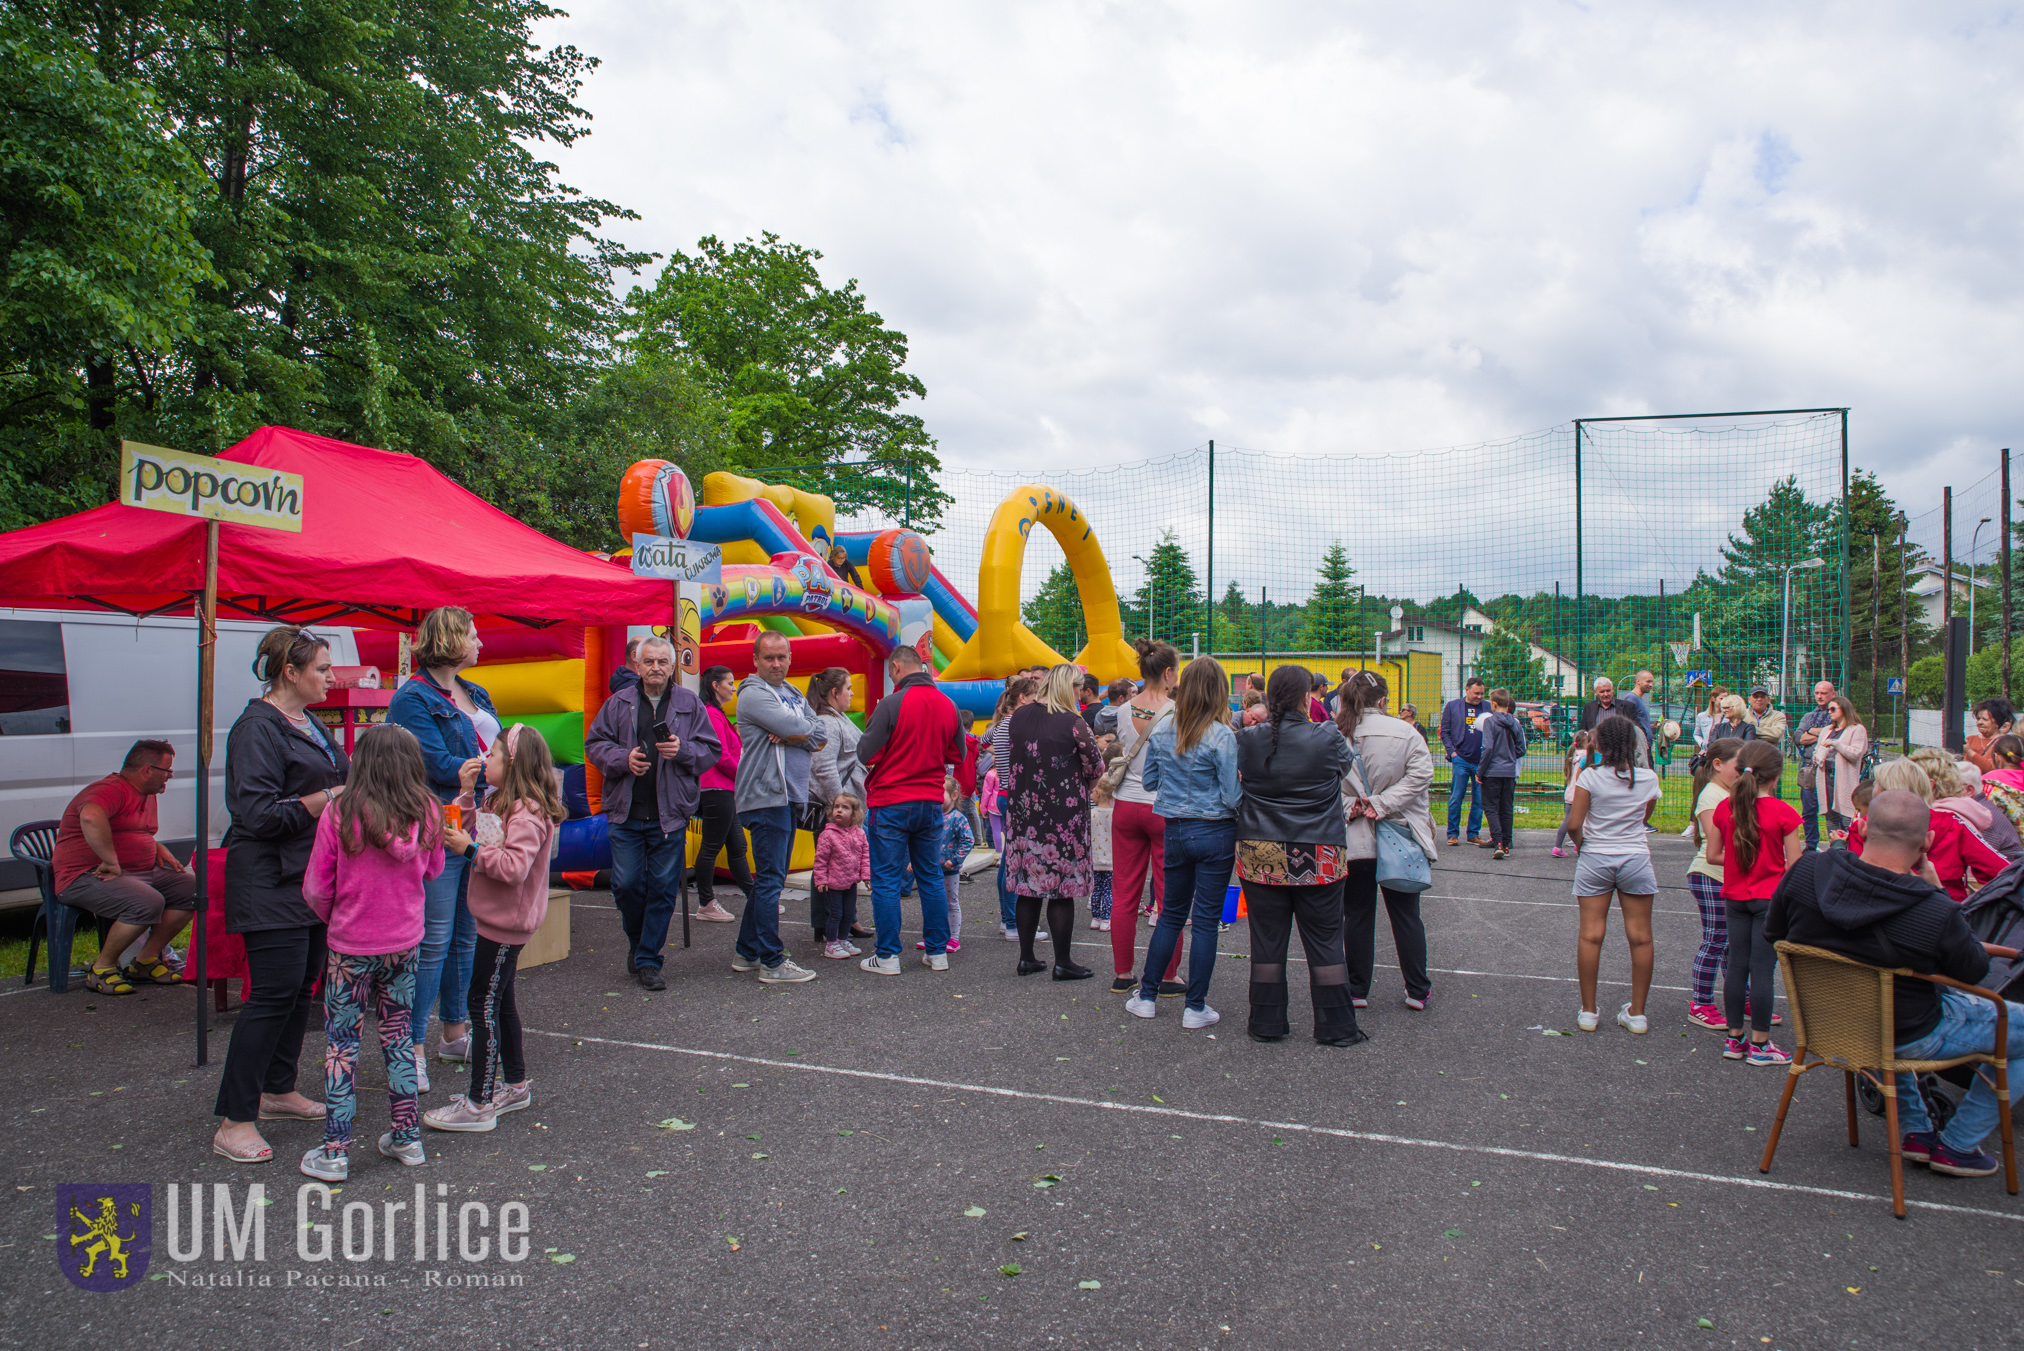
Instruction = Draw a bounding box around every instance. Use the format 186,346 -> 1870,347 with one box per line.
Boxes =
300,725 -> 446,1180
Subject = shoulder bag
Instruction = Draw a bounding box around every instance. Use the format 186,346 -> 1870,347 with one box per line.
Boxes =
1098,705 -> 1167,796
1345,735 -> 1432,893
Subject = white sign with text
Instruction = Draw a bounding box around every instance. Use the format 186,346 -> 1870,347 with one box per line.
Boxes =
630,534 -> 722,584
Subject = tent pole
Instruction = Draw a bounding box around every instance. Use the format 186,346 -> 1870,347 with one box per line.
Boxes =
675,580 -> 691,951
194,519 -> 218,1065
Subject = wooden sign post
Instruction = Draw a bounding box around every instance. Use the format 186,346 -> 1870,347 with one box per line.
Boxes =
120,442 -> 304,1065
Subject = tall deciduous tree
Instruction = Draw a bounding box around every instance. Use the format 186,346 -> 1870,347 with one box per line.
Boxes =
627,232 -> 948,529
1474,626 -> 1550,699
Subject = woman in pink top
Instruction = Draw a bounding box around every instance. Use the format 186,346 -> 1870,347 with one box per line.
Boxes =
425,724 -> 565,1134
691,665 -> 750,922
300,725 -> 445,1182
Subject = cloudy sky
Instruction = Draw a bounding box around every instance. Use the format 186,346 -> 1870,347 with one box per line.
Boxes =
535,2 -> 2022,593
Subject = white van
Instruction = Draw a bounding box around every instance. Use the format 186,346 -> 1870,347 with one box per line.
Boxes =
0,609 -> 360,893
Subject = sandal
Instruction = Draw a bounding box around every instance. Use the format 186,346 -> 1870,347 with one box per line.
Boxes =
122,957 -> 183,985
212,1136 -> 274,1164
83,965 -> 135,996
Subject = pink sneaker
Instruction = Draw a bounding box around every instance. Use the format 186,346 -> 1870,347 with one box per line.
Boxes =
946,938 -> 961,953
1550,847 -> 1567,858
1744,999 -> 1783,1026
1687,1003 -> 1726,1030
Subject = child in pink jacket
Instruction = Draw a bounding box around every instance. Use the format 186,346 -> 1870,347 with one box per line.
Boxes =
425,724 -> 564,1134
813,793 -> 870,960
300,724 -> 446,1182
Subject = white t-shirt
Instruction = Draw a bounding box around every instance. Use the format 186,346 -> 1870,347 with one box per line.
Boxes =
1575,764 -> 1662,856
471,704 -> 502,753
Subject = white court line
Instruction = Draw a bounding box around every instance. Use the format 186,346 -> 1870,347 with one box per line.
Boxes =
526,1028 -> 2021,1226
1428,893 -> 1700,917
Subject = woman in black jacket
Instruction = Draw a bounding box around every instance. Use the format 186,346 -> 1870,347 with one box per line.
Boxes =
1235,667 -> 1364,1046
212,627 -> 349,1164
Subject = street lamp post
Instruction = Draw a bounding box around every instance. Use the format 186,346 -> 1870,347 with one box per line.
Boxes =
1781,557 -> 1827,706
1971,517 -> 1992,653
1132,554 -> 1154,643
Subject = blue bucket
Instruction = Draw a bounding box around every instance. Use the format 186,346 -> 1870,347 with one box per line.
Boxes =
1222,883 -> 1244,923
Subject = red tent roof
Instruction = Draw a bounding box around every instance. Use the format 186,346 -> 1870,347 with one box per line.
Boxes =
0,426 -> 670,627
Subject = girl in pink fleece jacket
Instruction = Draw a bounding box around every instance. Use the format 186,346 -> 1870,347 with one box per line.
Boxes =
300,724 -> 445,1182
813,794 -> 870,960
424,724 -> 563,1134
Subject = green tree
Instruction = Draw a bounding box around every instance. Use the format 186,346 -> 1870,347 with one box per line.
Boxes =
5,1 -> 647,543
1211,579 -> 1250,651
627,232 -> 949,529
1125,532 -> 1203,647
1296,542 -> 1359,651
1023,560 -> 1098,657
1721,475 -> 1836,585
1474,627 -> 1550,699
0,10 -> 217,528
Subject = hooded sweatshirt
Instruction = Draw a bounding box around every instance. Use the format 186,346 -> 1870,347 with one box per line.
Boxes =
303,810 -> 446,956
733,673 -> 827,812
458,794 -> 558,946
1765,850 -> 1990,1043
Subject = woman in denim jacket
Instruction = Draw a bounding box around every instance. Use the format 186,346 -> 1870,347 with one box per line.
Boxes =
386,606 -> 500,1088
1130,657 -> 1241,1029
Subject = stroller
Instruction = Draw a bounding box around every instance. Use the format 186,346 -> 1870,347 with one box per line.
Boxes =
1853,860 -> 2024,1126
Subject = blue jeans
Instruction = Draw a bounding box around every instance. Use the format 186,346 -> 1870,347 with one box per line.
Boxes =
997,856 -> 1017,930
870,799 -> 950,959
1446,757 -> 1484,839
610,817 -> 685,971
736,806 -> 794,968
1139,817 -> 1235,1010
1895,987 -> 2024,1153
1799,777 -> 1821,850
411,852 -> 475,1041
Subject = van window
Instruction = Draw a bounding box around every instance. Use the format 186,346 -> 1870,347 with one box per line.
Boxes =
0,619 -> 70,734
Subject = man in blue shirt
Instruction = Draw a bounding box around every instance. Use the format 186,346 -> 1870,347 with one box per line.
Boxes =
1794,680 -> 1836,851
1439,678 -> 1489,845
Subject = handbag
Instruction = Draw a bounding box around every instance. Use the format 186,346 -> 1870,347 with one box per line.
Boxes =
1098,706 -> 1166,795
1345,737 -> 1433,893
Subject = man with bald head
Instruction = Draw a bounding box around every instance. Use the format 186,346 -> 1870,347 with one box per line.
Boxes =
1768,789 -> 2022,1180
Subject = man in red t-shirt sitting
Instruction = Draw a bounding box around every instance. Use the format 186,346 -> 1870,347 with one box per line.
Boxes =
50,739 -> 195,996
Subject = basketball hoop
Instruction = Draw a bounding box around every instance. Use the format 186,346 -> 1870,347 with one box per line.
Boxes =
1668,642 -> 1690,669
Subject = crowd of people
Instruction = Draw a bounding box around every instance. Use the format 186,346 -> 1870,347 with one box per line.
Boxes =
36,614 -> 2024,1190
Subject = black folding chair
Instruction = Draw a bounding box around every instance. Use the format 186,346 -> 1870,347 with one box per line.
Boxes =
10,819 -> 108,993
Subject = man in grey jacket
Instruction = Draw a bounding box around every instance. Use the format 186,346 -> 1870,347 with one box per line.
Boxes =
732,631 -> 827,983
583,636 -> 720,990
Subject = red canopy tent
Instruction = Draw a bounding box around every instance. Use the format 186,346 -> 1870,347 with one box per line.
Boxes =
0,425 -> 667,625
0,426 -> 674,1061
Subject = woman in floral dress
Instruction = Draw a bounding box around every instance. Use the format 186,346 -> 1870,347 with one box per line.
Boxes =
1003,665 -> 1105,980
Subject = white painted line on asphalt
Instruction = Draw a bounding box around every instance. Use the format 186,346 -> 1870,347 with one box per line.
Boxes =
526,1028 -> 2022,1226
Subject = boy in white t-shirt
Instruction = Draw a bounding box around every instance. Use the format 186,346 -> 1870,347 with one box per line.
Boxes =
1564,717 -> 1663,1034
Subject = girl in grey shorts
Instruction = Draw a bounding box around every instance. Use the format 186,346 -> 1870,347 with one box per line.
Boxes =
1563,717 -> 1663,1035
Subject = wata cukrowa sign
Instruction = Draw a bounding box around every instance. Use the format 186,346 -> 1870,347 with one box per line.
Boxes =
120,440 -> 304,532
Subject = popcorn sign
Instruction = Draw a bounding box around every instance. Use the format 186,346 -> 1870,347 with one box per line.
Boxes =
120,440 -> 305,532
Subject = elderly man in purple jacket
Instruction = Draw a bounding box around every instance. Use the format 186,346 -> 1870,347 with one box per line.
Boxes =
584,636 -> 720,990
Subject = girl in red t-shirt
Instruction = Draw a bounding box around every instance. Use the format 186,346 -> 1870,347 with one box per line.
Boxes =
1707,741 -> 1803,1066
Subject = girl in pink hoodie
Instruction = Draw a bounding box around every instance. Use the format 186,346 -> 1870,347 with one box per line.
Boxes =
813,793 -> 870,960
424,724 -> 563,1134
300,724 -> 445,1181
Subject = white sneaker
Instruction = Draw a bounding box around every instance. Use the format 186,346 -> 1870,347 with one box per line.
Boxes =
843,941 -> 862,956
758,958 -> 816,984
1124,995 -> 1157,1019
730,951 -> 763,973
823,940 -> 853,960
859,954 -> 901,976
1002,927 -> 1020,942
1181,1003 -> 1220,1030
377,1133 -> 427,1166
1577,1009 -> 1600,1032
1616,1002 -> 1649,1034
414,1046 -> 430,1094
299,1145 -> 347,1181
922,951 -> 949,972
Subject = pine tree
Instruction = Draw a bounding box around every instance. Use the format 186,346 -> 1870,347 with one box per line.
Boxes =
1720,476 -> 1834,585
1127,532 -> 1204,647
1297,542 -> 1359,651
1023,560 -> 1092,656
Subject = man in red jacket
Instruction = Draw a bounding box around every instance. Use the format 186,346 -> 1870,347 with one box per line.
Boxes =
855,645 -> 963,975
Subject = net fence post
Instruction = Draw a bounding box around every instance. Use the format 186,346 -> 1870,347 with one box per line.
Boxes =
1573,420 -> 1585,697
1840,409 -> 1852,691
2004,446 -> 2013,703
1205,440 -> 1215,655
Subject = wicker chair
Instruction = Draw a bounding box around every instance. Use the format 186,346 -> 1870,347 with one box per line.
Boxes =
1759,940 -> 2017,1218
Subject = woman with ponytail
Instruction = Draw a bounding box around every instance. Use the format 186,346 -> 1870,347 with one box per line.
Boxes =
1107,639 -> 1185,995
1707,740 -> 1802,1065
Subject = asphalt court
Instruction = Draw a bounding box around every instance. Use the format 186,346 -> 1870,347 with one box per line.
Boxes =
3,831 -> 2019,1350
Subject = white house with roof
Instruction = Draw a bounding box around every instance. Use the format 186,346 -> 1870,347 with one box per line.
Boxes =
1908,561 -> 1989,632
1391,606 -> 1581,700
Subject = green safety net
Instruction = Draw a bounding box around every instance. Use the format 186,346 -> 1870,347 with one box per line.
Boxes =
807,413 -> 1854,829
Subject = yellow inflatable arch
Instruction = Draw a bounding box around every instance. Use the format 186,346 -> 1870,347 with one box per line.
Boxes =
939,484 -> 1139,684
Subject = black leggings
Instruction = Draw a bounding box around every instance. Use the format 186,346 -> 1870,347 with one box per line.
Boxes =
1016,896 -> 1075,967
692,788 -> 751,906
214,923 -> 327,1122
1480,777 -> 1516,847
468,936 -> 526,1102
1723,898 -> 1775,1035
1343,858 -> 1429,1000
1243,879 -> 1358,1042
